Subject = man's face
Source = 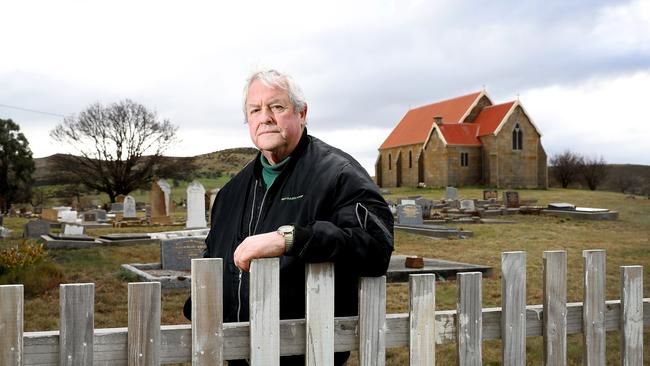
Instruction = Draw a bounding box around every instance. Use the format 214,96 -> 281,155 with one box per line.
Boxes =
245,79 -> 307,164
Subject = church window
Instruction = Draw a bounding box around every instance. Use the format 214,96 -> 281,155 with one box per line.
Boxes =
460,152 -> 469,167
388,153 -> 392,170
409,151 -> 412,168
512,123 -> 523,150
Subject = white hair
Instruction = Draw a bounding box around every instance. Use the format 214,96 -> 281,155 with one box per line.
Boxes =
242,69 -> 307,123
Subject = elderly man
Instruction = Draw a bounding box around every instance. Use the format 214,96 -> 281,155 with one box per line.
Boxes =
185,69 -> 393,365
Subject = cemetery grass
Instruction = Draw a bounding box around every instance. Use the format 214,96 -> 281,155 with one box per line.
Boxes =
1,188 -> 649,365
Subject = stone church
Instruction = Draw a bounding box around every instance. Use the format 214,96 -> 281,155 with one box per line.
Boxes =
376,91 -> 547,188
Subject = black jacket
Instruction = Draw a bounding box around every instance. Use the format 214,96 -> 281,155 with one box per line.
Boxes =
184,130 -> 394,322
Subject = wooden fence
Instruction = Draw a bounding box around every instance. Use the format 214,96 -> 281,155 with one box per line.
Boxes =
0,249 -> 647,365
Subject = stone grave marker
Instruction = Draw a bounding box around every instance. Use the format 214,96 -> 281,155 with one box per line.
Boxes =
111,203 -> 124,212
186,181 -> 207,228
504,191 -> 520,208
397,204 -> 423,225
63,224 -> 85,235
123,195 -> 137,218
483,190 -> 498,200
115,194 -> 126,203
83,212 -> 97,223
150,181 -> 171,224
460,199 -> 476,211
41,208 -> 59,221
23,220 -> 50,238
60,210 -> 78,223
158,179 -> 172,215
414,197 -> 433,219
90,209 -> 108,221
548,202 -> 576,211
160,237 -> 205,271
445,186 -> 458,200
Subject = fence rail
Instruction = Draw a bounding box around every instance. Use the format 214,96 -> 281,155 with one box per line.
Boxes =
1,249 -> 647,365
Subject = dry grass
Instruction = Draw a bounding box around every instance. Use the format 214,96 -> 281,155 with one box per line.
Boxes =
1,187 -> 649,364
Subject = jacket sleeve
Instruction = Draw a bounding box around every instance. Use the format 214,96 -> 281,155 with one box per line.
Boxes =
287,163 -> 394,277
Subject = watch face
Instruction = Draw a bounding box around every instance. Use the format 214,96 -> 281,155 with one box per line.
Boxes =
278,225 -> 293,234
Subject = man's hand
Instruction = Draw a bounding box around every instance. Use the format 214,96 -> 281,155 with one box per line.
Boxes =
233,231 -> 285,272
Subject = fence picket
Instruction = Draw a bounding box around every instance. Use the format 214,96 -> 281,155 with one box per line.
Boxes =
583,250 -> 605,366
543,250 -> 567,366
457,272 -> 482,366
250,258 -> 280,365
128,282 -> 161,366
306,262 -> 335,366
620,265 -> 643,365
0,285 -> 23,366
359,276 -> 387,366
409,274 -> 435,365
502,251 -> 526,366
191,258 -> 223,365
60,283 -> 94,366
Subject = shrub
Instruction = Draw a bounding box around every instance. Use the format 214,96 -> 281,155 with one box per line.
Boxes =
0,242 -> 65,297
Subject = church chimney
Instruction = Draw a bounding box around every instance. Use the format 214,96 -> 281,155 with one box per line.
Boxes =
433,116 -> 443,125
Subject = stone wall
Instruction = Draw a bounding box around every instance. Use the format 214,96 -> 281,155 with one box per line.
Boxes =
446,146 -> 483,186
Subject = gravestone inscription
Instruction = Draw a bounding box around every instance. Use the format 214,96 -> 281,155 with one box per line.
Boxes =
483,190 -> 498,200
460,199 -> 476,211
504,191 -> 520,208
397,204 -> 423,225
160,237 -> 205,271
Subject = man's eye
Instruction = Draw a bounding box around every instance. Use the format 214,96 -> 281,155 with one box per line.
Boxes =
272,105 -> 285,111
249,108 -> 260,114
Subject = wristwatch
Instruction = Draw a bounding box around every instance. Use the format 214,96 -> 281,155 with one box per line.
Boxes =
277,225 -> 295,253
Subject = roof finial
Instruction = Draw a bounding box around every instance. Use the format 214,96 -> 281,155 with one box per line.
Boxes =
516,93 -> 520,101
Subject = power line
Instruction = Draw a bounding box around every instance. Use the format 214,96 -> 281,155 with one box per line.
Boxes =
0,103 -> 66,118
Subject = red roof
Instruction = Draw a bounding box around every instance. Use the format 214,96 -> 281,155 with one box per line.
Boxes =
380,92 -> 482,149
436,123 -> 481,145
472,101 -> 516,136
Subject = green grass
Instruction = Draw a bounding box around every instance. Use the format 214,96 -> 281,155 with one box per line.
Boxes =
2,187 -> 649,364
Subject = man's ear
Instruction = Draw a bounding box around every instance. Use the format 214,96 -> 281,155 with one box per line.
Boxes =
299,103 -> 308,121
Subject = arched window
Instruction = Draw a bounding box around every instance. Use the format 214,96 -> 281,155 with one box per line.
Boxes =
512,123 -> 523,150
409,151 -> 412,168
388,153 -> 392,170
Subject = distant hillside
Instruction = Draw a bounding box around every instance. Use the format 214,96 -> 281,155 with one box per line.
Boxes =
33,148 -> 259,185
549,163 -> 650,195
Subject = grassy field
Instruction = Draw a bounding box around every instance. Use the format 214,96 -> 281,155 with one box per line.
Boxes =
1,187 -> 649,365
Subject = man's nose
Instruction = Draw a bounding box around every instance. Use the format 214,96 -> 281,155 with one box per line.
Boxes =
259,106 -> 275,124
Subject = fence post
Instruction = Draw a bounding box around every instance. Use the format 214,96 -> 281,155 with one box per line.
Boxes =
409,274 -> 435,366
583,250 -> 605,366
359,276 -> 387,366
192,258 -> 223,365
250,258 -> 280,365
306,262 -> 335,366
457,272 -> 482,366
501,251 -> 526,366
620,265 -> 643,366
543,250 -> 567,366
60,283 -> 94,366
128,282 -> 161,366
0,285 -> 23,366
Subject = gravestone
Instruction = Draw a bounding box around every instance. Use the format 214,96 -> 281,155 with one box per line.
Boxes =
157,179 -> 172,215
160,237 -> 205,271
63,224 -> 85,235
23,220 -> 50,238
483,190 -> 498,200
548,203 -> 576,211
150,181 -> 171,224
460,199 -> 476,211
41,208 -> 58,221
123,195 -> 137,218
33,207 -> 43,215
445,186 -> 458,200
60,210 -> 78,223
414,197 -> 433,219
397,204 -> 423,225
82,212 -> 97,223
504,191 -> 520,208
89,209 -> 108,221
186,181 -> 207,228
111,203 -> 124,212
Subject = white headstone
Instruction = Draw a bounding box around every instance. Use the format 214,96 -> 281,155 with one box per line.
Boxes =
186,181 -> 207,228
123,195 -> 137,218
460,199 -> 476,211
63,224 -> 85,235
209,188 -> 220,212
59,210 -> 78,223
158,179 -> 172,216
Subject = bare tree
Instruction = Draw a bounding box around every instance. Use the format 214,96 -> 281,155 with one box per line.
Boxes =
579,155 -> 609,191
549,150 -> 581,188
612,174 -> 640,194
50,100 -> 180,202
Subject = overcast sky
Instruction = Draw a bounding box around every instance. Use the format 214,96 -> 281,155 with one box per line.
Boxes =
1,0 -> 649,175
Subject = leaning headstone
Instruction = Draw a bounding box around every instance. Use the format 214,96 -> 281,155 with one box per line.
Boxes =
59,210 -> 78,223
186,181 -> 207,228
157,179 -> 172,216
460,199 -> 476,211
445,186 -> 458,200
23,220 -> 50,238
123,195 -> 137,218
63,224 -> 85,235
160,237 -> 205,271
397,204 -> 423,225
504,191 -> 520,208
150,181 -> 171,224
483,190 -> 498,200
414,197 -> 433,219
